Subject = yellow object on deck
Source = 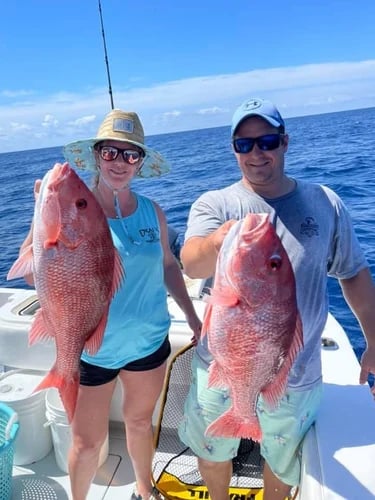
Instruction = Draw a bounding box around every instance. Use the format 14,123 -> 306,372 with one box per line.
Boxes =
156,471 -> 263,499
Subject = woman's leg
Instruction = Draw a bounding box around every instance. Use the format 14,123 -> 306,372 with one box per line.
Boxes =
68,379 -> 117,500
119,362 -> 167,498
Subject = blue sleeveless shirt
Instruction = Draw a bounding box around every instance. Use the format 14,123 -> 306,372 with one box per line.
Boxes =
81,194 -> 171,368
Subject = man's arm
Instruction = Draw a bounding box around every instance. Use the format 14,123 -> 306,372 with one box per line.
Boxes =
339,267 -> 375,389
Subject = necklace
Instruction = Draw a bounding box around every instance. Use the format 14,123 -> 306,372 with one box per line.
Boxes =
113,193 -> 141,247
95,176 -> 141,248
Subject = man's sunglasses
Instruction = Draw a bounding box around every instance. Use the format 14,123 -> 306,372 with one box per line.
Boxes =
232,134 -> 284,154
98,145 -> 144,165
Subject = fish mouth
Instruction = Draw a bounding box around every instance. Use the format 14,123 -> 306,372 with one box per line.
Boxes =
47,162 -> 71,191
241,213 -> 270,240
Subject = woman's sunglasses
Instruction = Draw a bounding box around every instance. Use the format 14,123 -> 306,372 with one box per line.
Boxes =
232,134 -> 284,154
98,145 -> 144,165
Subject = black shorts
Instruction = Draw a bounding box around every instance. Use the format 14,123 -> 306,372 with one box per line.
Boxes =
79,337 -> 171,386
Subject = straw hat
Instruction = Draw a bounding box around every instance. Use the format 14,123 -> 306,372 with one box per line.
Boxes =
63,109 -> 170,178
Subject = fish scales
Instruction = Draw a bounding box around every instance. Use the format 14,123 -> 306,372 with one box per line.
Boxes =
202,213 -> 303,441
7,162 -> 124,422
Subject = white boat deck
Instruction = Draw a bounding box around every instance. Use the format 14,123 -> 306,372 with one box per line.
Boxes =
4,279 -> 206,500
299,313 -> 375,500
0,282 -> 374,499
13,422 -> 135,499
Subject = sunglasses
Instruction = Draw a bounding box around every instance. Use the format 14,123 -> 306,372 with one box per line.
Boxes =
232,134 -> 284,154
98,145 -> 144,164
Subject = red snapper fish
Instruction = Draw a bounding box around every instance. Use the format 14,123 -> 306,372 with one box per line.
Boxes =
7,162 -> 124,422
202,213 -> 303,441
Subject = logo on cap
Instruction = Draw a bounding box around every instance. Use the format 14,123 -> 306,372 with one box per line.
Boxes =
113,118 -> 134,134
244,99 -> 262,111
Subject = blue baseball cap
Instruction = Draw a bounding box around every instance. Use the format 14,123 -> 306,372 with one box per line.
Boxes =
231,98 -> 285,136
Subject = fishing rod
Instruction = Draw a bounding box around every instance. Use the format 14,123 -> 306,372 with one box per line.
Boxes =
98,2 -> 180,258
98,0 -> 114,110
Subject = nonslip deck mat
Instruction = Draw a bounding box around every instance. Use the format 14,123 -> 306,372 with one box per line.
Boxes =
152,344 -> 264,499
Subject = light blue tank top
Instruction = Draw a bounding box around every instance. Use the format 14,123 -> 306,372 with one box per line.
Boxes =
81,194 -> 171,368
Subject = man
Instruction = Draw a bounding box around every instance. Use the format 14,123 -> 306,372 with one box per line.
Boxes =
178,98 -> 375,500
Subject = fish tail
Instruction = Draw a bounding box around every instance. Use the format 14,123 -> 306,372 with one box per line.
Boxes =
34,366 -> 79,423
205,410 -> 262,442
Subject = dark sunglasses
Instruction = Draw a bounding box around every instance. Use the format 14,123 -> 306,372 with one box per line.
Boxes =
98,145 -> 144,164
232,134 -> 284,154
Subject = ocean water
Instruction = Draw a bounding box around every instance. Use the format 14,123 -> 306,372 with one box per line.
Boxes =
1,107 -> 374,364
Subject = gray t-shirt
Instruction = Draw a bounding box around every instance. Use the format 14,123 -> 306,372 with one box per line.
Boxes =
185,179 -> 368,390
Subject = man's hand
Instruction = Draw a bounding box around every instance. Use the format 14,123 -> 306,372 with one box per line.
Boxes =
211,220 -> 238,253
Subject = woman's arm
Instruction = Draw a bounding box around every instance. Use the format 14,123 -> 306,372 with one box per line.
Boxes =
17,179 -> 41,286
18,222 -> 35,286
154,203 -> 202,342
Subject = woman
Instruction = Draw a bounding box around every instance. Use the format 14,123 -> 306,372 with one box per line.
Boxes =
23,108 -> 201,500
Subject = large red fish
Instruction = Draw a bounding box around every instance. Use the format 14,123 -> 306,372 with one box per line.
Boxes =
202,213 -> 303,441
7,162 -> 124,422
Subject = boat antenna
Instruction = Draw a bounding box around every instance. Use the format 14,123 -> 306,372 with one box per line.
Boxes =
98,0 -> 114,110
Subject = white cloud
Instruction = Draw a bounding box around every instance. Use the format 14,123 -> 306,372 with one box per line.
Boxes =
68,115 -> 97,127
1,89 -> 35,98
197,106 -> 226,115
0,60 -> 374,152
10,122 -> 32,132
42,114 -> 59,128
163,110 -> 181,118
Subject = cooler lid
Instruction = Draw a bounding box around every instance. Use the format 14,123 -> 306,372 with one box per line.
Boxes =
0,372 -> 44,402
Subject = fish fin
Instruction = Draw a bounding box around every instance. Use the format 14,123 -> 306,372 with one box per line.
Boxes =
262,313 -> 304,408
29,309 -> 54,345
201,303 -> 213,338
206,410 -> 262,441
201,289 -> 239,338
7,245 -> 34,280
287,312 -> 304,359
208,360 -> 228,388
84,309 -> 108,355
111,248 -> 126,297
34,367 -> 79,423
261,379 -> 287,409
210,288 -> 239,307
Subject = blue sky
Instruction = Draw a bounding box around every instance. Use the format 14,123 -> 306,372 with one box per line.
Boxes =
1,0 -> 375,153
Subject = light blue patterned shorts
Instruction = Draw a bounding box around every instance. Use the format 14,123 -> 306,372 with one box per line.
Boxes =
178,351 -> 323,486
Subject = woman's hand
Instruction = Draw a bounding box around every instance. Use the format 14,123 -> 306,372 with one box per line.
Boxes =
34,179 -> 42,200
186,311 -> 202,345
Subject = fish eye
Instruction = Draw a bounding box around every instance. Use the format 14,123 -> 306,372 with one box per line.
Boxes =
76,199 -> 87,209
269,255 -> 282,270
